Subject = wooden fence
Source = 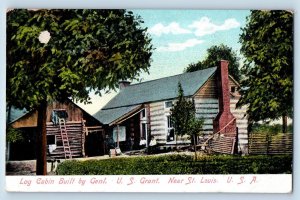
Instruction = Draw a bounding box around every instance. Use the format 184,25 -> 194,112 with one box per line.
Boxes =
248,133 -> 292,155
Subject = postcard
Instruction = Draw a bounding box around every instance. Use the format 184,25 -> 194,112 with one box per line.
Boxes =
5,9 -> 293,193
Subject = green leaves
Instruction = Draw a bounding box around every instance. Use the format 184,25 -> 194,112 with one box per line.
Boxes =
185,44 -> 241,82
238,10 -> 293,122
6,126 -> 24,143
7,9 -> 153,109
171,83 -> 203,138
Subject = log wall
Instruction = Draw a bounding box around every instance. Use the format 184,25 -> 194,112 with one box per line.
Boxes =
147,75 -> 249,154
46,121 -> 84,159
194,75 -> 248,153
149,101 -> 167,143
11,100 -> 102,128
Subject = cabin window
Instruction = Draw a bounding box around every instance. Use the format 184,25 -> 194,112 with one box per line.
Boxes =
231,86 -> 236,93
47,135 -> 56,145
140,109 -> 146,119
165,101 -> 173,109
141,123 -> 147,139
47,135 -> 57,153
51,109 -> 68,125
113,126 -> 126,142
140,108 -> 148,143
166,115 -> 175,142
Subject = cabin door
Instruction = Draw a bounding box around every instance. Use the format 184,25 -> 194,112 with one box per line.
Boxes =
85,130 -> 105,157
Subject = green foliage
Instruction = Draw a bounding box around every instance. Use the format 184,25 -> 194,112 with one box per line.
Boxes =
170,83 -> 203,138
238,11 -> 293,123
6,126 -> 24,143
56,154 -> 292,175
7,9 -> 153,109
185,44 -> 241,81
7,9 -> 153,174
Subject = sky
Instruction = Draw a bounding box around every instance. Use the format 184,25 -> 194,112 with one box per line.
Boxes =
1,0 -> 299,198
77,9 -> 250,115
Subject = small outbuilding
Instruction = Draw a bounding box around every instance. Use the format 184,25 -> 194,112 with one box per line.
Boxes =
7,99 -> 105,160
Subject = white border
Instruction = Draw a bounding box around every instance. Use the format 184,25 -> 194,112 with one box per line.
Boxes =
1,0 -> 299,199
6,175 -> 292,193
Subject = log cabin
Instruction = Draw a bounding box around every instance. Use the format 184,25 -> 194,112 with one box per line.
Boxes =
7,99 -> 104,160
94,60 -> 249,154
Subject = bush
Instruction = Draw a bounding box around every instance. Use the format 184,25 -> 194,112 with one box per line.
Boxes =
56,154 -> 292,175
251,123 -> 293,135
6,126 -> 24,143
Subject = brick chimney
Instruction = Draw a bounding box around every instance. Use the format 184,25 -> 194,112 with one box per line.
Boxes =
119,80 -> 131,90
213,60 -> 236,135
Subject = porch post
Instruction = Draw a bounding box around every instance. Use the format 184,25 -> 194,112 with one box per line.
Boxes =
116,124 -> 120,148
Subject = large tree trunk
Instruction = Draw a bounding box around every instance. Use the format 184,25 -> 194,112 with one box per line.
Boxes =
282,114 -> 288,133
36,100 -> 48,175
6,105 -> 12,161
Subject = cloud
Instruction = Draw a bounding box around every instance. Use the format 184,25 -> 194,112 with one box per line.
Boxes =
148,22 -> 191,36
157,38 -> 204,52
149,17 -> 240,37
188,17 -> 240,37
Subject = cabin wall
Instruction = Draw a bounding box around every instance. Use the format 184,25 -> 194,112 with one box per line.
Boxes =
194,98 -> 219,135
11,101 -> 85,128
105,113 -> 141,152
119,113 -> 141,150
46,121 -> 84,159
11,101 -> 102,129
10,101 -> 103,159
148,75 -> 248,152
194,75 -> 218,98
149,101 -> 191,145
47,101 -> 84,122
230,98 -> 248,153
148,77 -> 248,153
149,101 -> 167,144
11,111 -> 38,128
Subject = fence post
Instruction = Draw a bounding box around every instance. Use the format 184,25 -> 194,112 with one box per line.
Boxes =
235,127 -> 239,154
266,133 -> 270,155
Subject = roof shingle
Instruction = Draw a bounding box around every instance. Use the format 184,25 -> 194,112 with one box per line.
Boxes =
103,67 -> 217,109
94,67 -> 217,125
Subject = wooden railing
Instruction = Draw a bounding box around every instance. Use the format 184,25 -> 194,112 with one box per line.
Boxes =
198,118 -> 237,154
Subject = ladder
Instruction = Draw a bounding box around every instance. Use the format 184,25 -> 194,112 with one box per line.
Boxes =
58,118 -> 72,159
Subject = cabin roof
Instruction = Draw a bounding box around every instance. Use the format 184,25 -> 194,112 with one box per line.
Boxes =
94,67 -> 217,125
93,105 -> 141,125
7,99 -> 102,126
103,67 -> 216,109
6,106 -> 28,124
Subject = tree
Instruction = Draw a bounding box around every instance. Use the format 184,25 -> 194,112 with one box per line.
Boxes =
185,44 -> 241,81
7,9 -> 153,174
170,83 -> 203,159
238,10 -> 293,133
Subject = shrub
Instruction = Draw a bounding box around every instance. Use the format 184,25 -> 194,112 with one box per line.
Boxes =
56,154 -> 292,175
6,126 -> 24,143
251,123 -> 293,135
